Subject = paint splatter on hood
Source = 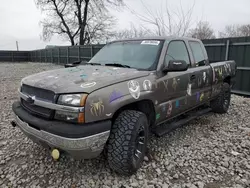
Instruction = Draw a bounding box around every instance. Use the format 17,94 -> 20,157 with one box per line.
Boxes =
21,65 -> 150,94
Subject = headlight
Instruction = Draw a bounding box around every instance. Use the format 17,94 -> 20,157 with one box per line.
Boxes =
57,94 -> 87,107
20,79 -> 24,91
56,94 -> 87,123
55,111 -> 78,122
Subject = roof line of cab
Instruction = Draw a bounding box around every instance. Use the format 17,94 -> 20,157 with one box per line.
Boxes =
110,36 -> 202,44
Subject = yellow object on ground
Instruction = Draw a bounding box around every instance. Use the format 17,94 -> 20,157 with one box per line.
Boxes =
51,149 -> 60,160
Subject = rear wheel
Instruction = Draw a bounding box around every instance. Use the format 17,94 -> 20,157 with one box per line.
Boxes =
211,82 -> 231,113
107,110 -> 149,175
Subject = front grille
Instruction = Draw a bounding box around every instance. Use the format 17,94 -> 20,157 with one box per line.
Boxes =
21,99 -> 53,118
20,84 -> 56,119
21,84 -> 55,102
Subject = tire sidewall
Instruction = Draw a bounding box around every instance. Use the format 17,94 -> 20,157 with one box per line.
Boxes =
222,83 -> 231,112
211,82 -> 231,114
107,110 -> 149,175
129,113 -> 149,170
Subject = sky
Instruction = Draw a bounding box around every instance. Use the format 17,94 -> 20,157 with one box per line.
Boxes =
0,0 -> 250,50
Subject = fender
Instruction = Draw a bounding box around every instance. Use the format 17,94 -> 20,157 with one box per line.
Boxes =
84,76 -> 156,123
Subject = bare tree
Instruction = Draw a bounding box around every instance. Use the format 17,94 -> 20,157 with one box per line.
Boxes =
188,21 -> 216,40
127,0 -> 196,37
35,0 -> 124,45
75,10 -> 117,44
112,23 -> 153,40
240,24 -> 250,36
219,24 -> 250,38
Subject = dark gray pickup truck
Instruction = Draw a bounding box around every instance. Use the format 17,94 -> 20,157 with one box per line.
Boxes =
11,37 -> 236,175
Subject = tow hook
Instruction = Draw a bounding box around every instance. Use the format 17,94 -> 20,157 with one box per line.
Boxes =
51,149 -> 60,160
11,120 -> 17,127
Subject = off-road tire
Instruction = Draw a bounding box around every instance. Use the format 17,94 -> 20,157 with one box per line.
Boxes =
211,82 -> 231,113
107,110 -> 149,175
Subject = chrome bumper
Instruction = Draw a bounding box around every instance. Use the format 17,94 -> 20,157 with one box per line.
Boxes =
14,115 -> 110,159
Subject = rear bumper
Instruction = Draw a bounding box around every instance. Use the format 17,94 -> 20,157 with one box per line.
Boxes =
12,101 -> 111,159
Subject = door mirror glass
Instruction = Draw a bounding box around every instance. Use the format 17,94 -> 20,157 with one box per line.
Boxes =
163,60 -> 188,72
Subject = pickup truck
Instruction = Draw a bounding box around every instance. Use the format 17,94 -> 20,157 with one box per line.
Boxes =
11,37 -> 236,175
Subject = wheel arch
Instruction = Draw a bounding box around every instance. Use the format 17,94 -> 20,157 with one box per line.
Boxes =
111,99 -> 156,127
224,76 -> 231,85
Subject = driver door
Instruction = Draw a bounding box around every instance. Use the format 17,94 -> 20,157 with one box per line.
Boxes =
156,40 -> 194,123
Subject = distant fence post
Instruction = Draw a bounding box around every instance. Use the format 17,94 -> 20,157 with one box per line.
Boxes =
67,47 -> 69,64
52,49 -> 53,63
225,40 -> 230,61
78,46 -> 80,61
91,45 -> 93,58
45,50 -> 47,62
12,51 -> 14,62
40,50 -> 42,62
51,49 -> 53,63
58,48 -> 60,64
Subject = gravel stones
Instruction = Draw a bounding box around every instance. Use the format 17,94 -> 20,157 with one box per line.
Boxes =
0,62 -> 250,187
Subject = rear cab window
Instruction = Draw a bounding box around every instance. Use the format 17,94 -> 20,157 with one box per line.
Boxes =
189,41 -> 206,67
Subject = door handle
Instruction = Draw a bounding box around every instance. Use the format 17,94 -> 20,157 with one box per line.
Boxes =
190,75 -> 196,80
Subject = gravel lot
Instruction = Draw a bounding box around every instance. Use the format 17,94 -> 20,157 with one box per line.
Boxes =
0,62 -> 250,188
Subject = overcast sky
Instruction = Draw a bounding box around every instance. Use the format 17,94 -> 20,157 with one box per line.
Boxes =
0,0 -> 250,50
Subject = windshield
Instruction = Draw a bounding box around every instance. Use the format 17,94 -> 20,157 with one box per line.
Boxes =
89,40 -> 163,70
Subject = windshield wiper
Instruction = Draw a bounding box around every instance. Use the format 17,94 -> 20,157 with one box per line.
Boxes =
82,62 -> 101,66
105,63 -> 131,68
64,61 -> 101,68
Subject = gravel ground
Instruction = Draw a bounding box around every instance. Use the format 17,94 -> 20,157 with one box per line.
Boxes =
0,62 -> 250,188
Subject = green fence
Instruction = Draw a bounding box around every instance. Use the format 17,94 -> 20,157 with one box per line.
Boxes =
203,36 -> 250,96
1,36 -> 250,96
0,50 -> 30,62
30,45 -> 104,64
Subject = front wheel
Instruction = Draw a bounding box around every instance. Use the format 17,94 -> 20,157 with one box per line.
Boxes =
107,110 -> 149,175
211,82 -> 231,113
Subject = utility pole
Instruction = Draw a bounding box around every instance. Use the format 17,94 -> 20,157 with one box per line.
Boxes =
16,41 -> 19,51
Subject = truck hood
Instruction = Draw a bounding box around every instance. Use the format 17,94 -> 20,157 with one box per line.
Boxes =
21,65 -> 150,94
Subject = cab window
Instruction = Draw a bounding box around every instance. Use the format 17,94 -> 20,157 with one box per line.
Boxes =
189,41 -> 206,66
164,40 -> 190,66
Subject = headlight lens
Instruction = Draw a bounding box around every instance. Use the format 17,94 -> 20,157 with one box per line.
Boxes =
56,94 -> 87,123
55,111 -> 79,123
20,79 -> 23,91
57,94 -> 87,107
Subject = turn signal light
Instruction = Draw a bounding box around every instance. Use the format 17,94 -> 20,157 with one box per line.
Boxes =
78,112 -> 85,123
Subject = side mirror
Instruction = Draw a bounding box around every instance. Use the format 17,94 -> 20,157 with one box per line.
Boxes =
163,60 -> 188,72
